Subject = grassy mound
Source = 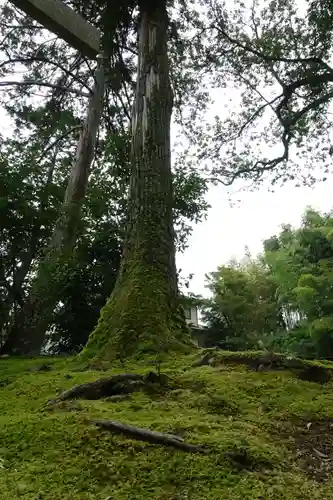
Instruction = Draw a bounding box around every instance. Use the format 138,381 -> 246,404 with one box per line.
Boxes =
1,351 -> 333,499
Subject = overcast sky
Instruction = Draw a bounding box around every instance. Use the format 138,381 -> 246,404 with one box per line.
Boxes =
1,0 -> 332,299
176,178 -> 333,296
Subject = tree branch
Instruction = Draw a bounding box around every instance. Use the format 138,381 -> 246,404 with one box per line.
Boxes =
91,419 -> 207,454
219,67 -> 333,183
0,80 -> 90,97
0,22 -> 40,30
285,90 -> 333,130
214,95 -> 280,146
275,72 -> 333,124
0,57 -> 92,93
214,23 -> 333,74
37,125 -> 82,164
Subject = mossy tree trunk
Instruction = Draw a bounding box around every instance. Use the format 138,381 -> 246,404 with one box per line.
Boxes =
82,0 -> 191,361
0,65 -> 104,355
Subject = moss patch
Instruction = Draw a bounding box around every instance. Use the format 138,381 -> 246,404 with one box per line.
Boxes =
81,250 -> 193,362
195,349 -> 333,382
1,352 -> 333,499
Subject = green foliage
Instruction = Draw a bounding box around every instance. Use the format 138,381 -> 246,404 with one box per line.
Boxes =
0,124 -> 207,353
203,257 -> 284,350
49,219 -> 122,354
204,208 -> 333,359
265,208 -> 333,357
2,0 -> 332,358
189,0 -> 333,186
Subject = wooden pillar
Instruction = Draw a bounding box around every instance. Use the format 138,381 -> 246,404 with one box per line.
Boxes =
11,0 -> 100,58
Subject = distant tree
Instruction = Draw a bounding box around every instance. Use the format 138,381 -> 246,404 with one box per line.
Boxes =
264,208 -> 333,358
203,207 -> 333,358
203,258 -> 284,350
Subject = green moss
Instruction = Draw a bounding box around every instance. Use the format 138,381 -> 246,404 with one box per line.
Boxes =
2,352 -> 333,498
81,247 -> 193,362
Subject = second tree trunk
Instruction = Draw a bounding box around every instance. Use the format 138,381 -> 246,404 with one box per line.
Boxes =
0,65 -> 104,355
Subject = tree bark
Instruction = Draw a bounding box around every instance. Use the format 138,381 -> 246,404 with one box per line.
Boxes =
0,63 -> 105,355
82,0 -> 191,361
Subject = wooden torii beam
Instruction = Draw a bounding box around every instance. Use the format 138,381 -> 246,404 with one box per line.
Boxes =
11,0 -> 100,58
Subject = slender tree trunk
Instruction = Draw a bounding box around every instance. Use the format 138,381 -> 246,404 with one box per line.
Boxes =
0,64 -> 105,355
82,0 -> 191,361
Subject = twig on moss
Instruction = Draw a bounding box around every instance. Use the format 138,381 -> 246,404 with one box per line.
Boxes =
91,419 -> 207,454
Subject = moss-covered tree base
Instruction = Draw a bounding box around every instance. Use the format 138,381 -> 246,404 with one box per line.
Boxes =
79,0 -> 193,363
80,256 -> 193,362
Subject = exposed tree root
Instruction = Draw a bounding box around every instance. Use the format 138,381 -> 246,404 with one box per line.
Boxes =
48,371 -> 168,405
194,350 -> 332,383
28,363 -> 53,373
91,419 -> 207,454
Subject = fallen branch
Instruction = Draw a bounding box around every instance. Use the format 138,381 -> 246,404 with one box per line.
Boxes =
91,419 -> 207,454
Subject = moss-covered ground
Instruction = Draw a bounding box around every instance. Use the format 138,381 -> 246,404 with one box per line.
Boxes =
1,351 -> 333,499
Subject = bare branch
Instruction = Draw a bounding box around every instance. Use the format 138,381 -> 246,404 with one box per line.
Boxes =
91,419 -> 207,454
0,80 -> 90,97
37,125 -> 82,163
0,57 -> 92,93
233,96 -> 279,142
214,23 -> 333,75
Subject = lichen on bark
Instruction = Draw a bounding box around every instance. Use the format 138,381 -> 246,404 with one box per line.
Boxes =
82,0 -> 192,361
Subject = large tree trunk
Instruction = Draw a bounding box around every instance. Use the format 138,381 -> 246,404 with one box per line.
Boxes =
81,0 -> 191,361
0,64 -> 104,355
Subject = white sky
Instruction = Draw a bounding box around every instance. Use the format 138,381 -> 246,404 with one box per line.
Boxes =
175,0 -> 333,298
176,178 -> 333,296
1,0 -> 332,299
